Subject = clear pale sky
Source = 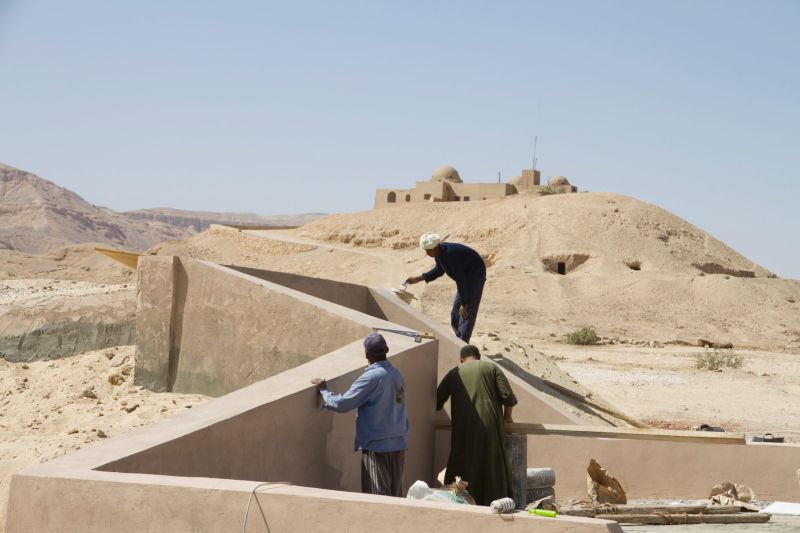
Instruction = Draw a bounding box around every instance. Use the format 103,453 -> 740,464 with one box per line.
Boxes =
1,1 -> 798,278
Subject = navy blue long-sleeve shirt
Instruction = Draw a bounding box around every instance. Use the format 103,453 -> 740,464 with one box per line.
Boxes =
422,242 -> 486,305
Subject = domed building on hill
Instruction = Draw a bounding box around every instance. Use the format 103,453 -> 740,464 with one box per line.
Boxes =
374,165 -> 576,208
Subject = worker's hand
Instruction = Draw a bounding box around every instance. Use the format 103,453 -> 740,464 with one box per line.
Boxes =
504,412 -> 514,424
459,304 -> 469,320
405,275 -> 423,285
310,378 -> 327,392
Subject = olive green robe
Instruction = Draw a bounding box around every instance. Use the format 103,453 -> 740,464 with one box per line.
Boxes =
436,359 -> 518,506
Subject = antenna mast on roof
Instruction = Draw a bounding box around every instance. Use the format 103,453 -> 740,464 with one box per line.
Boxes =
532,136 -> 538,171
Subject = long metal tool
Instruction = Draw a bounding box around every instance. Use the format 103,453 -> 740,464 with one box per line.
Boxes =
372,327 -> 436,343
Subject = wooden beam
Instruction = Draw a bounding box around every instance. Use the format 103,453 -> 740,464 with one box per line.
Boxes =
434,422 -> 746,445
595,513 -> 770,525
560,504 -> 743,517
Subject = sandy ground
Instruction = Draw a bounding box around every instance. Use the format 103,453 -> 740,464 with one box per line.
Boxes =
538,343 -> 800,442
0,346 -> 209,529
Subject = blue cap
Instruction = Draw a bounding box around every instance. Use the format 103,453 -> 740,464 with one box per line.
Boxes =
364,333 -> 389,356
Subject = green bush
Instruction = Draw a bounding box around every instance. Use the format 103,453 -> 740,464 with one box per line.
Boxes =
566,326 -> 599,345
694,348 -> 743,371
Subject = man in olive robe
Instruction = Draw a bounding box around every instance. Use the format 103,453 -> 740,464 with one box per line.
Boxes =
436,344 -> 518,506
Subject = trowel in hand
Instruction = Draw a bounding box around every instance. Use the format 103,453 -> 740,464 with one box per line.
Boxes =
390,281 -> 416,304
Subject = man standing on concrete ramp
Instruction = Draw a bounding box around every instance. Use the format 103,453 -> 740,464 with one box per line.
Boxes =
437,344 -> 517,506
311,333 -> 409,497
405,232 -> 486,343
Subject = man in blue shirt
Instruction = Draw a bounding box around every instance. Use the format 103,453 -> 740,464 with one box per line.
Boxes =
311,333 -> 409,497
406,232 -> 487,343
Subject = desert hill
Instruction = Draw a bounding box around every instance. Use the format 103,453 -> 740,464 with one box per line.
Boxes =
289,192 -> 799,350
124,207 -> 323,233
0,163 -> 189,254
300,192 -> 776,278
0,244 -> 132,284
0,163 -> 324,256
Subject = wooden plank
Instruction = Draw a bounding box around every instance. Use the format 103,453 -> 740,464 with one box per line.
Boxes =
701,513 -> 770,524
561,505 -> 705,517
435,422 -> 746,445
560,504 -> 744,517
558,508 -> 595,518
703,505 -> 746,514
596,513 -> 770,525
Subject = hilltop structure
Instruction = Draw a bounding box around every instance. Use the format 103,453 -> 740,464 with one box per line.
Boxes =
374,164 -> 577,208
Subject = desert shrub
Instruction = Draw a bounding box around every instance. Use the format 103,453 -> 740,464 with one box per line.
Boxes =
694,348 -> 743,371
566,326 -> 599,345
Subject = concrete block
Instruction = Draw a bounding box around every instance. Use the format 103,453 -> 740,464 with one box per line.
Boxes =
134,255 -> 178,392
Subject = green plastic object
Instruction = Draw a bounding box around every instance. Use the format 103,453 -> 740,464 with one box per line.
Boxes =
529,508 -> 557,518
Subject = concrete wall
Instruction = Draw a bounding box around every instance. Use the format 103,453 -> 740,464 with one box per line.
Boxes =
103,337 -> 437,491
451,182 -> 515,201
7,475 -> 621,533
135,258 -> 409,396
4,320 -> 615,531
374,181 -> 451,208
134,255 -> 179,391
3,335 -> 628,533
528,434 -> 800,501
227,265 -> 386,319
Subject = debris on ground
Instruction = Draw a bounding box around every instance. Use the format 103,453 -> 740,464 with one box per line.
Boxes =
587,458 -> 627,504
560,499 -> 771,525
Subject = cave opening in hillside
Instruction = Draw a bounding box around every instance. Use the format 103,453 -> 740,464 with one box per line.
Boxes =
626,260 -> 641,271
542,253 -> 590,275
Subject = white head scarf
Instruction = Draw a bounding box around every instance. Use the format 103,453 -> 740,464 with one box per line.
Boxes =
419,232 -> 443,250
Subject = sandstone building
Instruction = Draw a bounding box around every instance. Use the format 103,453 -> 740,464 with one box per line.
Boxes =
374,164 -> 577,208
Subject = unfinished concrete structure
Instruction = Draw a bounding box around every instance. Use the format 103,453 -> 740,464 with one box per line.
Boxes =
374,165 -> 577,208
6,257 -> 800,532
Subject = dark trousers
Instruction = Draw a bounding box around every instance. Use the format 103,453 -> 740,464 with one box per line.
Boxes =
450,280 -> 484,343
361,450 -> 405,497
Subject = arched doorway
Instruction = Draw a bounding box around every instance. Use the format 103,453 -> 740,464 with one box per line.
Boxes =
387,192 -> 396,203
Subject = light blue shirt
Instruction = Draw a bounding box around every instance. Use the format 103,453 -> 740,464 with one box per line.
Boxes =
320,360 -> 409,452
